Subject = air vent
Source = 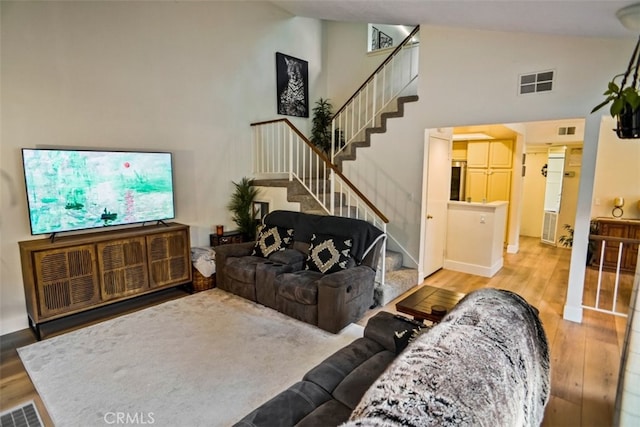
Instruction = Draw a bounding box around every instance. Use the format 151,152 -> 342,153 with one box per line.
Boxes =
558,126 -> 576,135
541,211 -> 558,245
519,70 -> 554,94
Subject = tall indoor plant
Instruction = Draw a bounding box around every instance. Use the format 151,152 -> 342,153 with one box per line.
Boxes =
592,35 -> 640,138
311,98 -> 333,153
227,177 -> 259,240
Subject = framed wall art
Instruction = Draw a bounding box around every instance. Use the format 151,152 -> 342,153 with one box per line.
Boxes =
276,52 -> 309,118
378,30 -> 393,49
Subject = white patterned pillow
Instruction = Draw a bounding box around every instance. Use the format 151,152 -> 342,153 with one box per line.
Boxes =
305,233 -> 353,274
252,225 -> 294,258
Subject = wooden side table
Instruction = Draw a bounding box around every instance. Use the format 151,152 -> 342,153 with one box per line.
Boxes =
396,285 -> 466,324
209,230 -> 244,247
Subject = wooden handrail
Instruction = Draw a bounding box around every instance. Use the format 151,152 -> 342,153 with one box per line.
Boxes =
333,25 -> 420,119
250,118 -> 389,223
589,234 -> 640,245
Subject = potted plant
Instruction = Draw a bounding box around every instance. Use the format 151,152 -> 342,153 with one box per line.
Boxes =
311,98 -> 333,153
591,36 -> 640,138
559,222 -> 600,266
227,177 -> 259,241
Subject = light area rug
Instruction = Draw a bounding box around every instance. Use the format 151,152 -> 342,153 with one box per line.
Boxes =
18,288 -> 364,427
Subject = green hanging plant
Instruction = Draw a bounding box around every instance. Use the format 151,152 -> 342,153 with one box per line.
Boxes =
227,177 -> 259,240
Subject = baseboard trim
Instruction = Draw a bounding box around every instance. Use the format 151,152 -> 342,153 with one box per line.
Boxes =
443,258 -> 503,278
507,243 -> 519,254
563,304 -> 583,323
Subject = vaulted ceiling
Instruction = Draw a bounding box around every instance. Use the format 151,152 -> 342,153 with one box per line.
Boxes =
272,0 -> 638,39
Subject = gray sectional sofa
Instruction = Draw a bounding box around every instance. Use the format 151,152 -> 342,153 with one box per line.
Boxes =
233,311 -> 422,427
214,210 -> 386,333
235,288 -> 551,427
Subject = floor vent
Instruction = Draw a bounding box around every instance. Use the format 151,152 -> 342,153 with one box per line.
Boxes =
0,401 -> 43,427
519,70 -> 554,94
541,211 -> 558,245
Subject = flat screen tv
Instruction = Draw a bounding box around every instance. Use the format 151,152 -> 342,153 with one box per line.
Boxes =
21,148 -> 176,236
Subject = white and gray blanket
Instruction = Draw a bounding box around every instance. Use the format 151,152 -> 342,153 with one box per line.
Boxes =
343,288 -> 550,427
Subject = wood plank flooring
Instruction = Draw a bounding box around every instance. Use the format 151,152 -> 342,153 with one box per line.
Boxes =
0,237 -> 626,426
359,236 -> 626,427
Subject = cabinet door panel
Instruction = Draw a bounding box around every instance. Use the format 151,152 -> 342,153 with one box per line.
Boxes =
624,223 -> 640,271
489,140 -> 514,168
34,245 -> 100,317
487,170 -> 512,201
466,141 -> 490,168
466,169 -> 488,202
147,230 -> 190,288
98,237 -> 149,300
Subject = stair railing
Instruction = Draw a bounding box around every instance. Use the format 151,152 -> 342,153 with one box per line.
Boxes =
583,235 -> 639,317
331,26 -> 420,163
251,118 -> 388,228
251,118 -> 389,283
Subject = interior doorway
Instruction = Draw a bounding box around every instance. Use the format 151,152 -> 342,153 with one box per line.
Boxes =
420,118 -> 586,281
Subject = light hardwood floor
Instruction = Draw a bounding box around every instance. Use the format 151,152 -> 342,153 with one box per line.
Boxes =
0,236 -> 627,426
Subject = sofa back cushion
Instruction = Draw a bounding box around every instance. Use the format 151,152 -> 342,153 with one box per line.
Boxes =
263,211 -> 384,267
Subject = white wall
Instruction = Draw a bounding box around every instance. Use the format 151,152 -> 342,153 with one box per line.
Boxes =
324,21 -> 388,109
0,1 -> 324,334
592,116 -> 640,219
325,24 -> 635,270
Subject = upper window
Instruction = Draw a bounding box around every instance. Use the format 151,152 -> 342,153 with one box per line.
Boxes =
368,24 -> 414,53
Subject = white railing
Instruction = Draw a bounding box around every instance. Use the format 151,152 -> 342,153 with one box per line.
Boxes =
582,235 -> 639,317
251,119 -> 389,281
331,26 -> 420,162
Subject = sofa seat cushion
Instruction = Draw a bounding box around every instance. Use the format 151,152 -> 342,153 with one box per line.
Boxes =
296,399 -> 353,427
226,256 -> 268,283
303,337 -> 385,392
277,270 -> 323,305
332,350 -> 396,409
233,381 -> 331,427
268,248 -> 305,267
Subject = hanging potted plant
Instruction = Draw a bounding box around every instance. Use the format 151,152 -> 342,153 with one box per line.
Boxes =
591,35 -> 640,139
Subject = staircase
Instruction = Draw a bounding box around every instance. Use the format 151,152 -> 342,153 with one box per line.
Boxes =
380,249 -> 420,306
251,26 -> 422,307
333,95 -> 419,171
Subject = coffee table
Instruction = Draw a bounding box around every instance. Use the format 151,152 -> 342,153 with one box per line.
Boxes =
395,285 -> 466,323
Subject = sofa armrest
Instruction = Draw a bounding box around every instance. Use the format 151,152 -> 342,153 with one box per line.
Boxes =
363,311 -> 426,354
317,266 -> 376,333
214,242 -> 256,287
316,265 -> 374,291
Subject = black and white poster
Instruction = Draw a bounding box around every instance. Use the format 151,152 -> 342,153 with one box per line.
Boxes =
276,52 -> 309,118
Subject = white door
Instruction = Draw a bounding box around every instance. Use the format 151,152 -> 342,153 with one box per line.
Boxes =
423,133 -> 452,277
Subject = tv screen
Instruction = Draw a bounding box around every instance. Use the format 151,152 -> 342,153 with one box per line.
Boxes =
21,148 -> 176,235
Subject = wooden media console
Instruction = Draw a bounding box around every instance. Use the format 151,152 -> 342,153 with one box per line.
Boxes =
19,222 -> 191,339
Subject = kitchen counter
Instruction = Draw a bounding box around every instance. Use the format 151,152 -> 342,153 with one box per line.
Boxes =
444,201 -> 508,278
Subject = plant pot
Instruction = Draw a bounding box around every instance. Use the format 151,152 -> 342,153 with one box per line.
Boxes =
615,107 -> 640,138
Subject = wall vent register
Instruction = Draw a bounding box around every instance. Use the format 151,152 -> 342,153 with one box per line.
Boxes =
519,70 -> 554,94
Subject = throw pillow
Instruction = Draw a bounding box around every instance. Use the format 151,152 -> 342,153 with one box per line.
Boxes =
252,225 -> 294,258
305,233 -> 353,274
394,325 -> 429,354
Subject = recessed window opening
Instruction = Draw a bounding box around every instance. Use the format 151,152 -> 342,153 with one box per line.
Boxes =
367,24 -> 414,53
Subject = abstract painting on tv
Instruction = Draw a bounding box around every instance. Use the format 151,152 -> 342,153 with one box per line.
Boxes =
22,149 -> 175,235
